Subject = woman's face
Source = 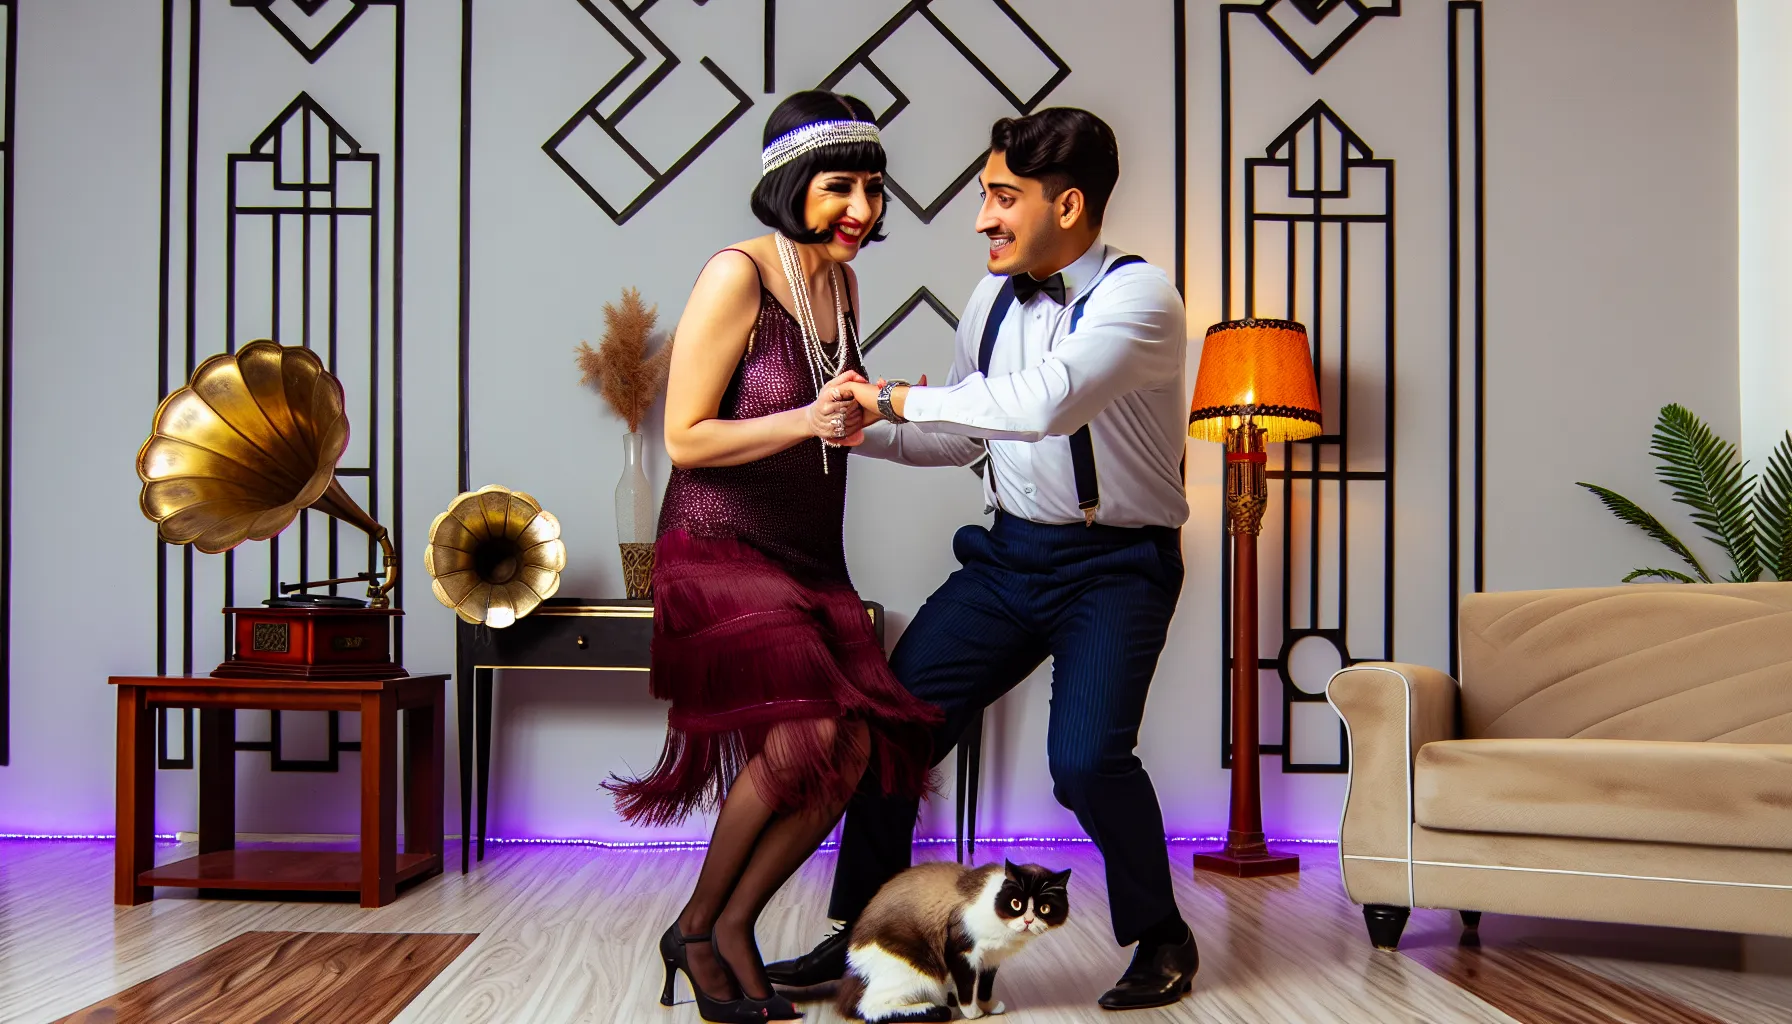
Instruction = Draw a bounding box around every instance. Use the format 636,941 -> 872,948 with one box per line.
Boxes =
804,169 -> 884,262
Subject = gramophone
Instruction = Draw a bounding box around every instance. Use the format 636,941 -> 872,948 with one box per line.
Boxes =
424,484 -> 566,628
137,339 -> 406,680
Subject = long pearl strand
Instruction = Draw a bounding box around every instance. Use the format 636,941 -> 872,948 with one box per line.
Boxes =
775,233 -> 858,472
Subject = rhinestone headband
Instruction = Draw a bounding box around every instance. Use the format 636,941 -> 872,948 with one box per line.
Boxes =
761,120 -> 882,175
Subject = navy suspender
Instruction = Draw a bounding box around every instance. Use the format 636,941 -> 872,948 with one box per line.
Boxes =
978,254 -> 1145,525
977,278 -> 1018,380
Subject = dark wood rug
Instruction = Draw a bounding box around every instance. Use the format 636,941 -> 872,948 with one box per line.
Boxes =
54,930 -> 476,1024
1405,938 -> 1730,1024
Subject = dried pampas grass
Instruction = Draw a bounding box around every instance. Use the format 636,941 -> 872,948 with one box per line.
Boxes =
576,287 -> 673,433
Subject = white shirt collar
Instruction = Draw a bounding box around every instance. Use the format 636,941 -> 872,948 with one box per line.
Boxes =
1056,238 -> 1110,303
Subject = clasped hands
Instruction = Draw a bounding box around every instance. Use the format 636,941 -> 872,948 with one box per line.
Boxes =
806,371 -> 927,446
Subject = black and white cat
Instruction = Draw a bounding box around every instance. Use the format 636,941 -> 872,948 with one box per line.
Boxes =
836,860 -> 1071,1023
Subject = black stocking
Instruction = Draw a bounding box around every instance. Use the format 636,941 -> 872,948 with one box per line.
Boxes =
713,719 -> 871,1001
675,764 -> 776,1001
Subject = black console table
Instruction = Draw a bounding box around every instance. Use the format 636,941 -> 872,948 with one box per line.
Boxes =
454,596 -> 985,870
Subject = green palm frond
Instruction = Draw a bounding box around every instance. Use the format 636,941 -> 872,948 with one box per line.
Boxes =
1754,431 -> 1792,581
1649,404 -> 1759,582
1576,482 -> 1711,583
1622,567 -> 1702,584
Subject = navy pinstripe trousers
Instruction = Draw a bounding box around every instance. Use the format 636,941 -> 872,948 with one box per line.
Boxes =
828,511 -> 1184,945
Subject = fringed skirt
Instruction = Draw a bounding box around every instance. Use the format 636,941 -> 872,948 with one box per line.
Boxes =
605,529 -> 942,826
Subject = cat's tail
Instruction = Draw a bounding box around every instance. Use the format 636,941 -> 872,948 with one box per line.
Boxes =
835,970 -> 867,1020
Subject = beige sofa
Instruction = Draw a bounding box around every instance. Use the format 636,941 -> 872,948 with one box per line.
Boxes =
1325,582 -> 1792,949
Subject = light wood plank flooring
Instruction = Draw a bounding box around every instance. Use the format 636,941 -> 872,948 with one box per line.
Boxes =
2,838 -> 1788,1023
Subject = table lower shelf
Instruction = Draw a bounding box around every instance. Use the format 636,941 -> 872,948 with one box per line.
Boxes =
139,850 -> 438,892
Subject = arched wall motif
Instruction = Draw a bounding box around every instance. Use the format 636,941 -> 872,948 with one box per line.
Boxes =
1180,0 -> 1484,774
155,0 -> 403,773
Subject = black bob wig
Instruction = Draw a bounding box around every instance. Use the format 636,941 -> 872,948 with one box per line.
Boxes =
750,91 -> 888,245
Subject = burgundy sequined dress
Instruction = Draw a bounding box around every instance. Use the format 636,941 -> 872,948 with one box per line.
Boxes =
606,270 -> 941,826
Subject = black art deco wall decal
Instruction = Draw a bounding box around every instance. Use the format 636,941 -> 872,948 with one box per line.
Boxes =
1236,100 -> 1394,775
157,0 -> 402,771
525,0 -> 1073,352
220,95 -> 383,771
0,0 -> 14,765
544,0 -> 756,225
817,0 -> 1068,226
1188,0 -> 1484,773
230,0 -> 396,65
822,0 -> 1069,351
1245,0 -> 1400,75
541,0 -> 1069,231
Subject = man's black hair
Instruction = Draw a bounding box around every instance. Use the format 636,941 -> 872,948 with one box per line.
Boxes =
988,107 -> 1120,227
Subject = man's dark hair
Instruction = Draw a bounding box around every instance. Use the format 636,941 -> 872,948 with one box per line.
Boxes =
988,107 -> 1120,227
750,91 -> 888,245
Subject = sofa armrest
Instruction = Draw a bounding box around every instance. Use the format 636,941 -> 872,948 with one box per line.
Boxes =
1325,663 -> 1460,906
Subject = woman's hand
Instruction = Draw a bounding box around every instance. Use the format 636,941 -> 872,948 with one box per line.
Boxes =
847,374 -> 929,420
807,370 -> 870,446
840,380 -> 882,418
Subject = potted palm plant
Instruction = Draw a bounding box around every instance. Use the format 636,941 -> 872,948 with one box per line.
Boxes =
1578,404 -> 1792,582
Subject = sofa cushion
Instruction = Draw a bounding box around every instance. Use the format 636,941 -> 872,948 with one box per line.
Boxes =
1455,583 -> 1792,742
1413,738 -> 1792,850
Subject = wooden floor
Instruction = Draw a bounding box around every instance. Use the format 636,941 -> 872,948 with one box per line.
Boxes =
53,930 -> 475,1024
2,837 -> 1790,1023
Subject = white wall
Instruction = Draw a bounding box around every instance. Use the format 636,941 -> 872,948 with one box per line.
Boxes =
1484,0 -> 1739,589
0,0 -> 1743,848
1739,0 -> 1792,471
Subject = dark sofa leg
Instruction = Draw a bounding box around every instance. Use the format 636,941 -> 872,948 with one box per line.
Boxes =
1460,910 -> 1482,931
1363,904 -> 1411,950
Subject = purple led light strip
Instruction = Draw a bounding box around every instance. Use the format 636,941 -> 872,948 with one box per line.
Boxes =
0,833 -> 1337,849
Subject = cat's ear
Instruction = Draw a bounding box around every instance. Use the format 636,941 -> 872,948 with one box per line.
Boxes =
1049,867 -> 1072,887
1003,859 -> 1021,881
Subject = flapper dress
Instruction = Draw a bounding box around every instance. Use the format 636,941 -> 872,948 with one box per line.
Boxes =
606,259 -> 942,825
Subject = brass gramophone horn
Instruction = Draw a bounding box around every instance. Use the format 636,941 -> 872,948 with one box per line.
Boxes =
135,339 -> 398,607
425,485 -> 566,628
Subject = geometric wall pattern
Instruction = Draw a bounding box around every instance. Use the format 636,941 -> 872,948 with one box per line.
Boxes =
1185,0 -> 1484,773
129,0 -> 1486,791
156,0 -> 402,771
0,0 -> 13,765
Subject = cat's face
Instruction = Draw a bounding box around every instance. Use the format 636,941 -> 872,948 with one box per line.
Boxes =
996,861 -> 1071,936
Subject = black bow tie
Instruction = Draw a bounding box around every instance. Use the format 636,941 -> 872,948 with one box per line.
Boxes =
1012,271 -> 1067,305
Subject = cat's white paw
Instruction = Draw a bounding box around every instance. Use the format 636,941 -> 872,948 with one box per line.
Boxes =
977,1000 -> 1006,1016
962,1006 -> 984,1020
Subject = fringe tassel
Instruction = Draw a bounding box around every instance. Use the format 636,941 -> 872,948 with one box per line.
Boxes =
606,530 -> 941,826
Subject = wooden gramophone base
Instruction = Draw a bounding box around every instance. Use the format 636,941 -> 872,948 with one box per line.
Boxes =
213,606 -> 406,681
211,661 -> 409,681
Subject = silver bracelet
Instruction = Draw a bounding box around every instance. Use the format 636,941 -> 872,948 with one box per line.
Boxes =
878,379 -> 911,424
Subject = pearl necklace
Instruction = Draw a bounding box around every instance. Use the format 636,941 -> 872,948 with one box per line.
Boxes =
775,233 -> 858,472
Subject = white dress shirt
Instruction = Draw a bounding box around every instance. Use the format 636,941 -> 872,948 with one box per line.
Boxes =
856,240 -> 1190,529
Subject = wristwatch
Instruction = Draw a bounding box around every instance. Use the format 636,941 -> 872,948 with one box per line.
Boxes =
877,379 -> 911,424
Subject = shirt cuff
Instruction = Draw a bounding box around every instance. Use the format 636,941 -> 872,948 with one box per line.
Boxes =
898,384 -> 942,426
852,421 -> 898,458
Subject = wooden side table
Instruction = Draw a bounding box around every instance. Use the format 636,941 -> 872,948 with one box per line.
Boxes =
111,673 -> 448,908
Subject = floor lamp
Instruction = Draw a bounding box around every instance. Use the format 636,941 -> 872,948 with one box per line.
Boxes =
1188,318 -> 1321,878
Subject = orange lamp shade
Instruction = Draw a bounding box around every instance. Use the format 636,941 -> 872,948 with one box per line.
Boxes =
1188,318 -> 1322,444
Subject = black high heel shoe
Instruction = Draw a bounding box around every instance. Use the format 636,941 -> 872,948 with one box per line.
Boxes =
659,925 -> 802,1022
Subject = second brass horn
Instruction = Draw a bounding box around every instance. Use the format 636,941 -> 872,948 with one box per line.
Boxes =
425,485 -> 566,627
135,338 -> 397,606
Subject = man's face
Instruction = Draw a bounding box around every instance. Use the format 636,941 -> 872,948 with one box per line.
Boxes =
974,149 -> 1068,277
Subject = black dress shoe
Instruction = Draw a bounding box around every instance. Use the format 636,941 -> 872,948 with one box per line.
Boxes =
1097,930 -> 1199,1010
764,924 -> 851,988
